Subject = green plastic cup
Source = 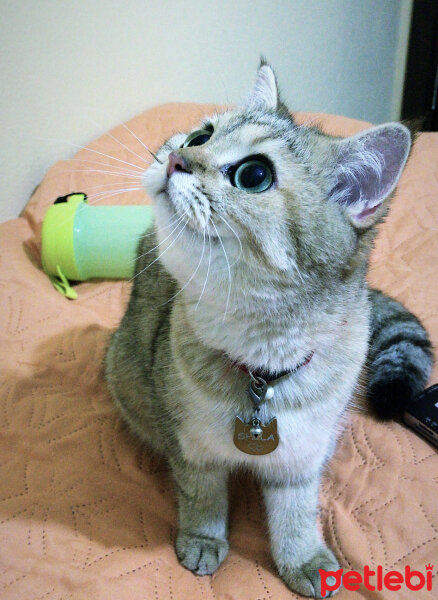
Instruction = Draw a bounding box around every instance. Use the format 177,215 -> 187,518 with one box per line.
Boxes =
41,193 -> 154,298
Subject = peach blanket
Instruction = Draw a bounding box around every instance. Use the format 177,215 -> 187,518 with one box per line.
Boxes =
1,104 -> 437,599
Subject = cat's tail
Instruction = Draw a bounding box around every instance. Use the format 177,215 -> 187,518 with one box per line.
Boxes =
366,289 -> 434,419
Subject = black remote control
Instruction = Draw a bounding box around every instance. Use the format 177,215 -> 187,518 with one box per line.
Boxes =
404,384 -> 438,449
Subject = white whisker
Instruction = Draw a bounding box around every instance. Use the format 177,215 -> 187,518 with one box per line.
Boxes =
196,226 -> 212,310
84,180 -> 145,191
69,157 -> 144,173
160,225 -> 207,306
118,121 -> 163,164
40,135 -> 151,172
216,214 -> 242,268
134,211 -> 186,263
54,168 -> 144,179
138,211 -> 186,240
211,219 -> 231,323
131,216 -> 188,281
89,118 -> 150,166
50,186 -> 145,230
87,185 -> 143,197
85,187 -> 145,206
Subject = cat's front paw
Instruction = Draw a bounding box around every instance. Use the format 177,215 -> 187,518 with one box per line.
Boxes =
280,547 -> 342,598
176,532 -> 229,575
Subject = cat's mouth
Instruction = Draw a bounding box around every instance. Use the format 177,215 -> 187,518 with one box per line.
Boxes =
162,173 -> 211,233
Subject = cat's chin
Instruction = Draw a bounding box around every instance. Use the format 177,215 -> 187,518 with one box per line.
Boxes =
153,189 -> 209,238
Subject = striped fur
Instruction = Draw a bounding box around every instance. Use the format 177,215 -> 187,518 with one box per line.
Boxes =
367,289 -> 433,419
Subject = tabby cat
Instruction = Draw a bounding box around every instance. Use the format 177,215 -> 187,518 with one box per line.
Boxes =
105,62 -> 433,598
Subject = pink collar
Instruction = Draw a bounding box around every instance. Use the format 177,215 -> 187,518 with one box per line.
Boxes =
231,351 -> 314,383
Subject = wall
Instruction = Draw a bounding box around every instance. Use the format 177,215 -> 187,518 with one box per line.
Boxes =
0,0 -> 412,222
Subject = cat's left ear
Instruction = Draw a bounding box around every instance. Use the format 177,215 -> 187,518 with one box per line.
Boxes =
329,123 -> 411,229
242,62 -> 279,111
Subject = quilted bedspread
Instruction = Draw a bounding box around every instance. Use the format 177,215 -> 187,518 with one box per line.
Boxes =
1,104 -> 437,600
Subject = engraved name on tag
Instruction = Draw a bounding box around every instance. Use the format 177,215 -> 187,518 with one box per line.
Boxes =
233,416 -> 279,455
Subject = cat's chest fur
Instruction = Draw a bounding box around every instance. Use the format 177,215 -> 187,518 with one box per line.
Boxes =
174,354 -> 359,478
168,294 -> 369,477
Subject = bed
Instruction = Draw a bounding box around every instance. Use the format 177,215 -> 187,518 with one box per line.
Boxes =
1,104 -> 437,599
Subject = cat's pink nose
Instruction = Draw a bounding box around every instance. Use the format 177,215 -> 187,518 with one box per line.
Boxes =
167,152 -> 191,177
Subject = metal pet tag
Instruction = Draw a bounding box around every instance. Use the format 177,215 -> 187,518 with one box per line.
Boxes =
233,416 -> 279,455
233,373 -> 279,455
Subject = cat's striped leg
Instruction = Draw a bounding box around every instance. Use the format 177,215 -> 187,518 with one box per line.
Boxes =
171,457 -> 229,575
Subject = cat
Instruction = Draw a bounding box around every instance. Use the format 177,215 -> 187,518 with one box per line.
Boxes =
105,61 -> 433,598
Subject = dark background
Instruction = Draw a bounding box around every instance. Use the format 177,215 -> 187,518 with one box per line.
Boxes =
402,0 -> 438,131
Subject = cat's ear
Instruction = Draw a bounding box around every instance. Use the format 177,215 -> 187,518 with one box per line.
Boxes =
242,61 -> 279,111
329,123 -> 411,228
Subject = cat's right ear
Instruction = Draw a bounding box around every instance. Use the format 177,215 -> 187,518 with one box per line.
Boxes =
242,61 -> 279,111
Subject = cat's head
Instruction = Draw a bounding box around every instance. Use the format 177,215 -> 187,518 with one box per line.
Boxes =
143,61 -> 411,303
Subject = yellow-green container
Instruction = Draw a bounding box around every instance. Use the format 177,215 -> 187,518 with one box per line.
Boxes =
41,193 -> 154,298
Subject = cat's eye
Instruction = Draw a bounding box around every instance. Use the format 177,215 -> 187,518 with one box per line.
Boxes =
233,159 -> 273,193
182,129 -> 212,148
